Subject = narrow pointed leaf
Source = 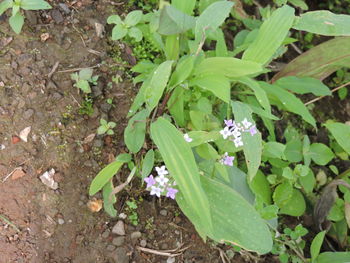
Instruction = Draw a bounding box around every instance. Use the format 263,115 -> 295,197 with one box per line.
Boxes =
324,122 -> 350,155
124,109 -> 149,153
275,76 -> 331,96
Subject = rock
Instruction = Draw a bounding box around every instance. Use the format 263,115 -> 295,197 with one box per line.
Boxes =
58,3 -> 71,14
160,209 -> 167,216
130,231 -> 142,240
140,239 -> 147,247
107,245 -> 116,251
91,85 -> 102,98
58,218 -> 65,225
100,102 -> 112,113
51,9 -> 64,24
52,92 -> 63,100
110,247 -> 129,263
112,221 -> 125,236
112,236 -> 125,247
23,109 -> 34,119
160,243 -> 168,250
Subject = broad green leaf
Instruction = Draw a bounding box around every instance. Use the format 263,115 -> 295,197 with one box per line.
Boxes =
151,118 -> 213,234
9,13 -> 24,34
103,180 -> 117,217
250,170 -> 272,205
77,80 -> 91,93
190,74 -> 230,103
158,5 -> 196,35
141,150 -> 154,180
125,10 -> 143,27
232,101 -> 262,180
214,29 -> 228,57
196,143 -> 219,160
128,27 -> 143,41
288,0 -> 308,10
107,15 -> 122,24
263,142 -> 286,159
201,176 -> 272,254
299,170 -> 315,193
242,5 -> 295,65
194,57 -> 263,78
195,1 -> 234,42
273,181 -> 293,208
189,110 -> 205,130
145,61 -> 174,112
124,109 -> 149,153
0,0 -> 12,16
167,86 -> 185,126
236,77 -> 271,113
79,68 -> 93,80
309,143 -> 334,165
316,252 -> 350,263
165,35 -> 179,60
324,122 -> 350,155
187,131 -> 221,147
275,76 -> 331,96
293,11 -> 350,36
260,82 -> 316,127
279,188 -> 306,216
172,0 -> 196,14
21,0 -> 51,10
311,231 -> 326,262
116,153 -> 132,162
111,23 -> 128,40
284,139 -> 303,162
89,161 -> 123,195
272,37 -> 350,81
168,55 -> 195,89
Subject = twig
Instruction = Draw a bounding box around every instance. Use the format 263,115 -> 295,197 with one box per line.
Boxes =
136,244 -> 191,257
0,214 -> 20,232
47,61 -> 60,78
57,65 -> 100,73
304,81 -> 350,105
215,247 -> 230,263
291,43 -> 302,55
2,158 -> 32,182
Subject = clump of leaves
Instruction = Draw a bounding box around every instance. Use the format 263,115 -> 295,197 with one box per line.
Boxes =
71,69 -> 98,94
107,11 -> 143,41
97,119 -> 116,135
0,0 -> 51,34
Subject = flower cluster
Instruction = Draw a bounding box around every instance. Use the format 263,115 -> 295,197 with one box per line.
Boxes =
144,165 -> 178,199
220,118 -> 257,148
220,152 -> 235,166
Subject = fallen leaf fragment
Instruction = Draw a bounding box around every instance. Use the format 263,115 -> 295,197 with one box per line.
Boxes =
39,168 -> 58,190
83,133 -> 95,144
11,168 -> 26,180
87,199 -> 103,212
12,136 -> 20,144
40,33 -> 50,42
19,127 -> 31,142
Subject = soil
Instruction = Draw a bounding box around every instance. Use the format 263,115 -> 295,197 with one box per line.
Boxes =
0,2 -> 261,263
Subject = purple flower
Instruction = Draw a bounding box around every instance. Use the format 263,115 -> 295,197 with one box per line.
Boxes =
231,127 -> 241,138
242,118 -> 252,129
220,127 -> 232,139
155,165 -> 168,176
224,119 -> 235,128
166,187 -> 178,199
222,153 -> 234,166
184,133 -> 193,142
233,136 -> 244,147
150,186 -> 162,197
144,175 -> 156,188
249,125 -> 257,136
155,174 -> 169,186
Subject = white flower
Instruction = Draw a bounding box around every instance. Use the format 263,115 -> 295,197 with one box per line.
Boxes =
155,174 -> 169,186
155,165 -> 168,176
220,127 -> 232,139
150,186 -> 162,197
242,118 -> 252,129
184,133 -> 193,142
233,137 -> 244,147
231,127 -> 241,138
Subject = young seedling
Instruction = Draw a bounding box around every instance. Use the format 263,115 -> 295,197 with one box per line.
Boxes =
0,0 -> 51,34
71,68 -> 99,94
97,119 -> 116,135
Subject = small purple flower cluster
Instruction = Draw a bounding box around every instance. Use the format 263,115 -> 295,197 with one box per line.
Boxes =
220,118 -> 257,148
144,165 -> 178,199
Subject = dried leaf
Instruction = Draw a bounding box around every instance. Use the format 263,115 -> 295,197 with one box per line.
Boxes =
19,126 -> 31,142
11,168 -> 26,180
87,199 -> 103,212
83,133 -> 95,144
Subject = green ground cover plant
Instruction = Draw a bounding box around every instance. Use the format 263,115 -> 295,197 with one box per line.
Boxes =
85,0 -> 350,260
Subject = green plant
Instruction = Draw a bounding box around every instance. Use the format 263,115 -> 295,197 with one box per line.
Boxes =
97,119 -> 116,135
0,0 -> 51,34
78,97 -> 94,116
90,0 -> 350,258
71,69 -> 99,94
125,199 -> 139,226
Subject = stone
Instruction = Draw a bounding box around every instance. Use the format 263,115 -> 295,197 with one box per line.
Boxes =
58,3 -> 71,14
100,102 -> 112,113
107,245 -> 116,251
112,221 -> 125,236
160,209 -> 167,216
130,231 -> 142,240
140,239 -> 147,247
102,230 -> 110,239
58,218 -> 65,225
51,9 -> 64,24
112,236 -> 125,247
110,247 -> 129,263
91,85 -> 102,98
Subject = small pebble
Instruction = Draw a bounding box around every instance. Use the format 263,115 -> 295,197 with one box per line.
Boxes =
130,231 -> 142,240
140,239 -> 147,247
107,245 -> 116,251
58,218 -> 65,225
160,209 -> 168,216
102,230 -> 110,238
112,221 -> 125,235
161,243 -> 168,250
112,236 -> 125,247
